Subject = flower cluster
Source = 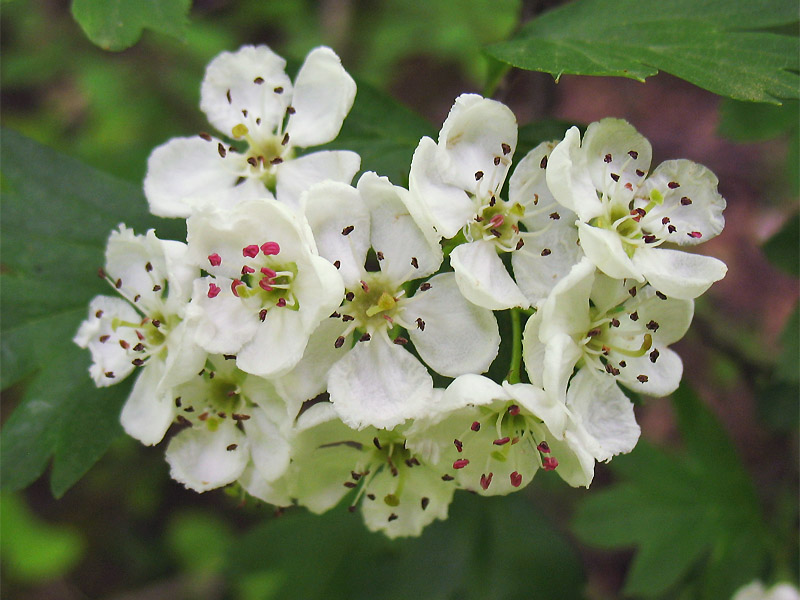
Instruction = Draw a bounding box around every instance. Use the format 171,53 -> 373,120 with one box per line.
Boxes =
75,44 -> 727,538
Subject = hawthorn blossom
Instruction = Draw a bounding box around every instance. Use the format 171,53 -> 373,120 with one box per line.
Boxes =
286,402 -> 455,538
145,45 -> 360,217
731,581 -> 800,600
165,354 -> 293,499
185,198 -> 343,378
74,225 -> 205,445
546,118 -> 727,299
303,173 -> 500,429
523,258 -> 693,405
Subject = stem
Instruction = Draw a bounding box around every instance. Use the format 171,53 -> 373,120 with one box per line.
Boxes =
506,308 -> 523,384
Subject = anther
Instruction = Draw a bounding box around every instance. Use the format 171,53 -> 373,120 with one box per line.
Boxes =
643,234 -> 657,244
493,156 -> 501,166
646,320 -> 660,331
132,358 -> 145,366
637,374 -> 649,383
227,444 -> 238,451
258,278 -> 273,291
199,132 -> 212,141
373,437 -> 382,450
628,150 -> 639,159
421,497 -> 430,510
419,283 -> 431,291
343,481 -> 357,488
208,282 -> 221,298
516,239 -> 525,250
649,349 -> 660,363
604,153 -> 612,163
333,260 -> 341,269
480,473 -> 493,490
668,225 -> 677,233
241,265 -> 255,274
501,143 -> 511,155
270,157 -> 283,165
345,292 -> 355,301
454,439 -> 463,452
276,298 -> 286,307
208,253 -> 222,267
510,472 -> 522,487
475,171 -> 484,180
133,343 -> 144,352
231,279 -> 243,296
105,371 -> 115,378
282,133 -> 289,145
508,405 -> 520,416
605,363 -> 620,376
152,284 -> 162,292
688,231 -> 702,238
388,514 -> 399,522
226,89 -> 232,103
218,143 -> 227,158
680,197 -> 692,206
442,474 -> 454,481
471,421 -> 481,431
628,286 -> 637,297
541,248 -> 551,256
493,437 -> 510,446
334,336 -> 346,348
619,360 -> 626,367
416,317 -> 426,331
151,319 -> 161,328
286,106 -> 296,114
261,241 -> 280,255
537,441 -> 551,453
668,181 -> 680,189
232,413 -> 251,421
490,228 -> 502,237
95,309 -> 104,318
342,314 -> 355,322
636,169 -> 645,177
259,309 -> 268,321
274,86 -> 284,94
376,251 -> 384,261
359,333 -> 371,342
243,245 -> 260,258
247,157 -> 258,167
611,318 -> 620,327
119,339 -> 130,350
411,257 -> 419,269
630,311 -> 639,321
360,280 -> 369,292
393,337 -> 408,345
610,173 -> 620,182
453,459 -> 469,469
542,456 -> 558,470
549,212 -> 560,220
134,294 -> 141,303
540,155 -> 548,169
367,494 -> 376,500
115,278 -> 122,289
656,291 -> 667,300
341,225 -> 354,236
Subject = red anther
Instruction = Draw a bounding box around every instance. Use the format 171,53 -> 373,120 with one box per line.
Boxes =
510,471 -> 522,487
243,245 -> 260,258
508,404 -> 520,416
241,265 -> 255,274
688,231 -> 702,238
261,241 -> 280,255
360,280 -> 369,292
537,441 -> 551,453
136,330 -> 145,341
231,279 -> 243,296
454,439 -> 463,453
453,459 -> 470,469
258,278 -> 273,291
542,456 -> 558,471
208,283 -> 221,298
624,182 -> 633,191
259,309 -> 268,321
276,298 -> 287,307
261,267 -> 277,278
493,437 -> 510,446
480,473 -> 493,490
490,214 -> 505,228
471,421 -> 481,432
511,436 -> 519,445
208,253 -> 222,266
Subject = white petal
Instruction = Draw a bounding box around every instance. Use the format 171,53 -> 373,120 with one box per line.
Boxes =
510,140 -> 574,230
503,381 -> 569,440
450,240 -> 530,310
521,311 -> 545,387
144,136 -> 261,218
200,45 -> 291,139
236,309 -> 311,377
546,127 -> 604,222
120,361 -> 174,446
566,368 -> 640,461
238,463 -> 292,507
542,333 -> 583,405
243,406 -> 291,482
436,93 -> 517,194
303,180 -> 369,289
166,422 -> 249,492
159,320 -> 208,393
275,150 -> 361,210
286,47 -> 356,148
635,291 -> 694,345
538,257 -> 595,341
616,345 -> 683,397
188,277 -> 258,354
578,222 -> 642,280
582,118 -> 652,204
640,159 -> 726,246
547,429 -> 596,488
406,273 -> 499,377
512,224 -> 583,307
359,171 -> 442,282
328,336 -> 434,429
407,136 -> 474,239
632,247 -> 727,299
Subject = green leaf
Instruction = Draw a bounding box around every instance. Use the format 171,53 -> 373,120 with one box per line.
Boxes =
323,81 -> 436,187
572,384 -> 769,598
226,492 -> 584,600
0,128 -> 181,496
486,0 -> 799,104
71,0 -> 191,51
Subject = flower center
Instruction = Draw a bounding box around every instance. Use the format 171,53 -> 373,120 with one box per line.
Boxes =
335,273 -> 410,342
465,198 -> 525,253
174,360 -> 250,433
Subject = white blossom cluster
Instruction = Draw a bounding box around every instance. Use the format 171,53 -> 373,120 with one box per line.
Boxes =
75,45 -> 728,538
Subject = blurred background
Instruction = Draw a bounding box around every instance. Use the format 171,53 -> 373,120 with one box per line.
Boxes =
1,1 -> 797,598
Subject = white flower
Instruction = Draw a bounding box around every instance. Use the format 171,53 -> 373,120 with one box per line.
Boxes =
546,118 -> 727,299
406,94 -> 529,310
303,173 -> 500,430
286,402 -> 455,539
74,225 -> 205,445
185,198 -> 344,378
165,355 -> 293,499
732,581 -> 800,600
524,258 -> 693,406
145,45 -> 360,217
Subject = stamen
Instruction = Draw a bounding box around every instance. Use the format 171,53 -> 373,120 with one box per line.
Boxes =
480,473 -> 493,490
261,241 -> 281,255
208,283 -> 221,298
208,253 -> 222,267
243,245 -> 260,258
542,457 -> 558,470
471,421 -> 481,431
510,471 -> 522,487
453,459 -> 469,469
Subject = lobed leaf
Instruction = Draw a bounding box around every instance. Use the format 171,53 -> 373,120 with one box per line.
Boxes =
486,0 -> 799,104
